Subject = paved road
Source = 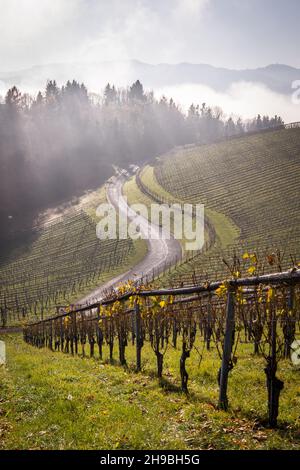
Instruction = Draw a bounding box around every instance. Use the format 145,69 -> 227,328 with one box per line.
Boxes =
78,176 -> 182,305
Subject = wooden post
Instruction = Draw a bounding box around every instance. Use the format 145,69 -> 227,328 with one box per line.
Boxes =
74,312 -> 78,355
70,313 -> 74,356
131,309 -> 135,345
41,317 -> 45,348
49,319 -> 53,350
218,288 -> 235,410
206,294 -> 212,351
60,316 -> 64,351
96,305 -> 103,360
288,283 -> 294,311
135,302 -> 142,371
283,283 -> 296,359
265,301 -> 284,427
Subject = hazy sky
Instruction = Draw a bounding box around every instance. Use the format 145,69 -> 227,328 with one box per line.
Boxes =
0,0 -> 299,72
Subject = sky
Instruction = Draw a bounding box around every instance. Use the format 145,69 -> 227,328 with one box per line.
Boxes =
0,0 -> 299,72
0,0 -> 299,121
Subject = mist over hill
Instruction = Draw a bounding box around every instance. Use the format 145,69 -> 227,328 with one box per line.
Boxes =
1,61 -> 299,95
1,61 -> 299,122
0,77 -> 283,247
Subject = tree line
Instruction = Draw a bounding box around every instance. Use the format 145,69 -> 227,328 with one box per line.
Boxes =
0,79 -> 283,246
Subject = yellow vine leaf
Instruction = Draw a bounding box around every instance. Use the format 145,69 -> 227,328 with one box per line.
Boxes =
247,266 -> 256,275
266,287 -> 274,303
249,253 -> 258,263
216,283 -> 227,297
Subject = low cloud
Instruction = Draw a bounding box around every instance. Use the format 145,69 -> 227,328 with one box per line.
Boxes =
155,81 -> 300,122
1,68 -> 299,123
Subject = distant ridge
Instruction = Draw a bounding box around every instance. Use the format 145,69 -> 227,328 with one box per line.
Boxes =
1,61 -> 299,95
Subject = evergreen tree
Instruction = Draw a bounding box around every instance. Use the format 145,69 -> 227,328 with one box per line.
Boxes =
129,80 -> 145,102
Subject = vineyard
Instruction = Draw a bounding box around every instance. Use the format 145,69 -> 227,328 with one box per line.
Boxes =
1,126 -> 300,450
144,127 -> 300,285
155,128 -> 300,245
0,187 -> 146,326
24,265 -> 300,429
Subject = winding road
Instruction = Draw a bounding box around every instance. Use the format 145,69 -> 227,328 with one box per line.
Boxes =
78,176 -> 182,305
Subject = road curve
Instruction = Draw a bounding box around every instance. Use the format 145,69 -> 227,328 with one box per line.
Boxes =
78,176 -> 182,305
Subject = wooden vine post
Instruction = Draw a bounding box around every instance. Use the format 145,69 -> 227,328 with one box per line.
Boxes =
60,316 -> 64,351
118,301 -> 127,366
218,287 -> 235,411
70,313 -> 74,356
135,300 -> 142,371
206,294 -> 212,351
96,305 -> 103,360
283,283 -> 295,358
265,292 -> 284,427
74,311 -> 78,355
49,319 -> 53,351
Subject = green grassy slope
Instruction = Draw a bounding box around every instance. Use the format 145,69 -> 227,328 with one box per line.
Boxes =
1,334 -> 299,450
139,164 -> 240,250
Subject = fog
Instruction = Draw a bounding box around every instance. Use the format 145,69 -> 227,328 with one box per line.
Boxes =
0,77 -> 283,246
1,64 -> 299,122
155,82 -> 300,122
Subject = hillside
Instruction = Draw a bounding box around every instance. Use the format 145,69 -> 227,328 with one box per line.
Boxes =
0,187 -> 146,326
129,128 -> 300,285
1,120 -> 300,453
1,128 -> 300,320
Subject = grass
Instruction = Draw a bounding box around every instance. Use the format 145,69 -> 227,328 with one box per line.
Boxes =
123,175 -> 154,208
1,334 -> 300,450
205,208 -> 240,249
141,165 -> 240,248
123,173 -> 219,259
140,165 -> 178,203
139,165 -> 240,250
